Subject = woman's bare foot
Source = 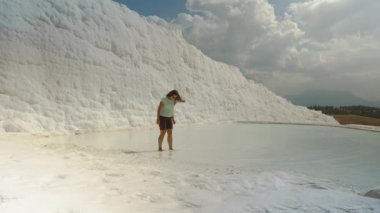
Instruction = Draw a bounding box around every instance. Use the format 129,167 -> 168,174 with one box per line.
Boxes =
158,148 -> 163,151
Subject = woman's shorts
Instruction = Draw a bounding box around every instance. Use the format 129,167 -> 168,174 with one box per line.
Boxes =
159,116 -> 173,130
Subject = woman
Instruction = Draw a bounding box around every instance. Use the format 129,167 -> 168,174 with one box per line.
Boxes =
156,90 -> 185,151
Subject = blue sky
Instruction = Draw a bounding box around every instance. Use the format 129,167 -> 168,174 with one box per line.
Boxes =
113,0 -> 187,20
114,0 -> 301,20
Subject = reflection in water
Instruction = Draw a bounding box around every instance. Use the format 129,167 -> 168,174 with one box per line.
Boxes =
157,150 -> 173,160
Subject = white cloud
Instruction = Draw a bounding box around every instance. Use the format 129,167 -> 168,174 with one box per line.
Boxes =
175,0 -> 303,71
287,0 -> 380,41
174,0 -> 380,101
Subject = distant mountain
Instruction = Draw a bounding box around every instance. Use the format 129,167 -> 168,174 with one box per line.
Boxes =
286,90 -> 380,107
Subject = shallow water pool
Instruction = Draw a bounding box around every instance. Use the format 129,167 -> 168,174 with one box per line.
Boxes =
52,123 -> 380,191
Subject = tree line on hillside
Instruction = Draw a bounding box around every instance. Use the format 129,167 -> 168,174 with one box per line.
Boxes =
308,105 -> 380,119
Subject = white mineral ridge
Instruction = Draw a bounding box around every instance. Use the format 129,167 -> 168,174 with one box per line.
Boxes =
0,0 -> 337,134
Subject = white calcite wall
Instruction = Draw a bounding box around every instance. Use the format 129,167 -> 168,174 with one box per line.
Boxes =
0,0 -> 337,134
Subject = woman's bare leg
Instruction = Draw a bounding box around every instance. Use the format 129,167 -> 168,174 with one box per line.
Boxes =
158,130 -> 166,151
167,129 -> 173,150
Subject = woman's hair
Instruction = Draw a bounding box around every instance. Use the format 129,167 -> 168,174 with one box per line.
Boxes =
166,90 -> 185,103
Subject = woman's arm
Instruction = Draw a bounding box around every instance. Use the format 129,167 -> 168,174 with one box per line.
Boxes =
156,101 -> 164,124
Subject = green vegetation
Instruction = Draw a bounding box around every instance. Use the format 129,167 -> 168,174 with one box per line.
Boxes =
308,106 -> 380,119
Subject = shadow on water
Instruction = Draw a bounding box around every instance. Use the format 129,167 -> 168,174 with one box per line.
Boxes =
122,150 -> 158,154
